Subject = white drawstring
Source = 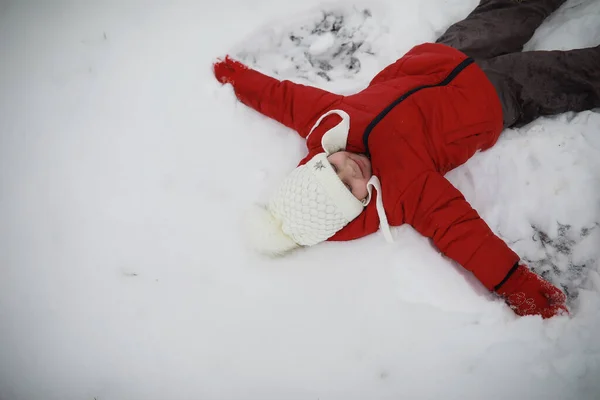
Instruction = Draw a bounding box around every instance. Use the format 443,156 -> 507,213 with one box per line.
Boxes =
305,109 -> 351,155
365,175 -> 394,243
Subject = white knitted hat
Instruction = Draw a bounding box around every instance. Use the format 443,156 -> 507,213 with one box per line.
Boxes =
245,110 -> 366,255
245,152 -> 364,255
244,109 -> 395,255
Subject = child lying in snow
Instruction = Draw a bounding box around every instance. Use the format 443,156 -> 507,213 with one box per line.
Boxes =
213,0 -> 600,319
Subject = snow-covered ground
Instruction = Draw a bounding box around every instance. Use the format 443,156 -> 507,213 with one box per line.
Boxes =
1,0 -> 599,399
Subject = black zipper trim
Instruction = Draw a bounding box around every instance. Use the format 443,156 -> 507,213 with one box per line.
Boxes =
363,57 -> 475,157
493,262 -> 520,292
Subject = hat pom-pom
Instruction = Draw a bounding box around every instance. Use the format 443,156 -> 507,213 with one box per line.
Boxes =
243,204 -> 299,256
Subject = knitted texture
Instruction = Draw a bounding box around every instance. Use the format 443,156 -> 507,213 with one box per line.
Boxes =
269,153 -> 363,246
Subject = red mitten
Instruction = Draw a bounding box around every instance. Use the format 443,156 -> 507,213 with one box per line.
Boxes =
495,264 -> 568,319
213,56 -> 248,85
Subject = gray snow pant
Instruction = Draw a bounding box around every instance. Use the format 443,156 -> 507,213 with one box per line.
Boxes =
436,0 -> 600,128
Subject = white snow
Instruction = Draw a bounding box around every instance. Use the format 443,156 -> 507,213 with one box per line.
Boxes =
0,0 -> 599,399
308,32 -> 336,56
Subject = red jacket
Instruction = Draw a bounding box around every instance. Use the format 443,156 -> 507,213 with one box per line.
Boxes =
230,43 -> 519,290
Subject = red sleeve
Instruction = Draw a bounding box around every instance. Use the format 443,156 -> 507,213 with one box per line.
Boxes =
402,172 -> 519,290
231,68 -> 342,137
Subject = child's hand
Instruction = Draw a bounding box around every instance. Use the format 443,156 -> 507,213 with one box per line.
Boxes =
213,56 -> 248,85
495,264 -> 569,319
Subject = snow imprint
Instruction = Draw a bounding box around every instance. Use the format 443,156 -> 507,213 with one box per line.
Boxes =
233,7 -> 386,85
526,223 -> 599,303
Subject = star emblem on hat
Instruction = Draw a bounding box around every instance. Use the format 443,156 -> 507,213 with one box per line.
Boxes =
314,161 -> 326,171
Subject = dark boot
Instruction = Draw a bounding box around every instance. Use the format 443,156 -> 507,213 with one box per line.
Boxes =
436,0 -> 567,60
478,46 -> 600,127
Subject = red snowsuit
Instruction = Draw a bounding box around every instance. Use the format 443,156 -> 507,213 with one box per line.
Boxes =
230,43 -> 519,290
